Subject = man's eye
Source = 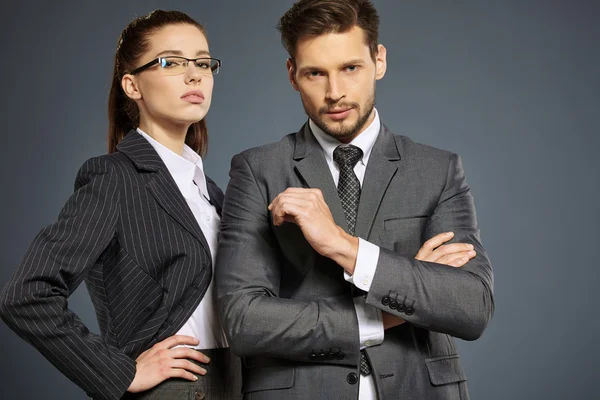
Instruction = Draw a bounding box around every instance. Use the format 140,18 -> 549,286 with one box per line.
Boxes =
346,65 -> 358,72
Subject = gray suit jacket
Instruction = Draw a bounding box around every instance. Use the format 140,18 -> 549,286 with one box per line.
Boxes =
215,123 -> 494,399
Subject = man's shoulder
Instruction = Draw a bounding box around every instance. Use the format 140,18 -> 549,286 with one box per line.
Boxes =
391,132 -> 455,164
235,132 -> 297,163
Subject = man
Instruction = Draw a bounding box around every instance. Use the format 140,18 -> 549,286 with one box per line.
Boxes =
215,0 -> 494,398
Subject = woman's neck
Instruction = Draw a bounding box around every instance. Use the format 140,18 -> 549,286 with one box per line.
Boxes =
138,120 -> 189,155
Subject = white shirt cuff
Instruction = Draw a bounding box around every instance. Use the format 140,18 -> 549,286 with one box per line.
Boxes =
353,296 -> 384,350
344,238 -> 380,291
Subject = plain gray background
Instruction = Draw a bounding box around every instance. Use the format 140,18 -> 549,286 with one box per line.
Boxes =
1,0 -> 598,399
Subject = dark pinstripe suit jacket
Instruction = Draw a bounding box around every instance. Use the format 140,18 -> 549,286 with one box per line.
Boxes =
0,131 -> 223,400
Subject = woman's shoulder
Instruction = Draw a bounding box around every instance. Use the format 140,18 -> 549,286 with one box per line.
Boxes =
78,152 -> 136,173
74,152 -> 137,188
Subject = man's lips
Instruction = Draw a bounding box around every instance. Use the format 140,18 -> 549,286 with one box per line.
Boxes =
325,108 -> 352,121
181,90 -> 205,104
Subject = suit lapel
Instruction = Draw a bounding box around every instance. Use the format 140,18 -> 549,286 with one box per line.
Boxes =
293,123 -> 349,232
117,131 -> 211,254
355,124 -> 402,239
206,178 -> 223,217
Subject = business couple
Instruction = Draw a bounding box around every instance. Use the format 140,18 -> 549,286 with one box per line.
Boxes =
0,1 -> 493,400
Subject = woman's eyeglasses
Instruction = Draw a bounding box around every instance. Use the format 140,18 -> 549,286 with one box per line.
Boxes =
129,56 -> 221,76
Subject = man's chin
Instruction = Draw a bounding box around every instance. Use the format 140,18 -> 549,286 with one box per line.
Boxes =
319,120 -> 357,139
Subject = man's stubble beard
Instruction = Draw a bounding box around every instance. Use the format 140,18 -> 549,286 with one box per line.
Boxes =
302,84 -> 376,141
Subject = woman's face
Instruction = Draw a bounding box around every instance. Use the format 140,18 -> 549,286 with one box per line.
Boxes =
124,24 -> 214,129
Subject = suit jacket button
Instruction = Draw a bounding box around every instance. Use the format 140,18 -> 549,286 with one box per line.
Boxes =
382,296 -> 390,306
346,372 -> 358,385
397,303 -> 406,312
389,300 -> 398,310
405,307 -> 414,315
194,391 -> 205,400
336,352 -> 345,360
310,353 -> 317,360
319,351 -> 327,359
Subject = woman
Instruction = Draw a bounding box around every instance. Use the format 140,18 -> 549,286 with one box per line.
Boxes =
0,10 -> 240,400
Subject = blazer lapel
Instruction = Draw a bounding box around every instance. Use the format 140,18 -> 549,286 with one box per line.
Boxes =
354,124 -> 402,239
206,178 -> 223,217
117,131 -> 212,254
293,123 -> 349,232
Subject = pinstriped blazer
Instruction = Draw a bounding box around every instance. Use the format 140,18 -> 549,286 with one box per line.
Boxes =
0,131 -> 223,400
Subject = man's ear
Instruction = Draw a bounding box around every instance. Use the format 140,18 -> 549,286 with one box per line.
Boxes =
121,74 -> 142,100
286,58 -> 299,91
375,44 -> 387,81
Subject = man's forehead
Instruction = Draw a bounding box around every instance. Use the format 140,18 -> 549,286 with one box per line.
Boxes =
294,27 -> 370,65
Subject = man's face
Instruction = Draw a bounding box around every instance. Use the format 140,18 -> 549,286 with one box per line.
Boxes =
288,26 -> 386,142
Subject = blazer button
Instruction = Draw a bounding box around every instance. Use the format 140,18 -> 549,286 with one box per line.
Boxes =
405,307 -> 415,315
382,296 -> 390,306
389,300 -> 398,310
319,351 -> 327,359
194,391 -> 205,400
346,372 -> 358,385
397,303 -> 406,312
336,352 -> 345,360
310,353 -> 317,360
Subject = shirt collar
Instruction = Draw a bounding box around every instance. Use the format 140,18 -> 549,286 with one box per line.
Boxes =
136,128 -> 210,200
309,108 -> 381,166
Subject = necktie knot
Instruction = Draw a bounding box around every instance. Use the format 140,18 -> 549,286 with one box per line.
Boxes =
333,145 -> 363,169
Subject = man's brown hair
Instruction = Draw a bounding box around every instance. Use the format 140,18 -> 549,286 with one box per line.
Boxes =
277,0 -> 380,61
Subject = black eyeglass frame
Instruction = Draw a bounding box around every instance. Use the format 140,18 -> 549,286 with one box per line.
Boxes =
129,56 -> 222,75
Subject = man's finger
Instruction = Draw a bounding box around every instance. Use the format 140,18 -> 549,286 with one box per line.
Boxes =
435,250 -> 476,266
424,243 -> 474,262
269,192 -> 316,211
415,232 -> 454,260
271,201 -> 306,226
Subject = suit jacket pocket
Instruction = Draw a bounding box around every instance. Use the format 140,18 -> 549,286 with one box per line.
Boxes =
425,354 -> 467,386
242,365 -> 295,394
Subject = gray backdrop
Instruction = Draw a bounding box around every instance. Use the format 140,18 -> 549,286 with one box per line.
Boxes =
1,0 -> 598,399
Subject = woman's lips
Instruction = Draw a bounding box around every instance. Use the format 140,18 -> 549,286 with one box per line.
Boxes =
181,91 -> 205,104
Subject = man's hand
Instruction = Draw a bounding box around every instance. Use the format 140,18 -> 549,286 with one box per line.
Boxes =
383,232 -> 477,329
415,231 -> 476,266
268,188 -> 358,272
127,335 -> 210,393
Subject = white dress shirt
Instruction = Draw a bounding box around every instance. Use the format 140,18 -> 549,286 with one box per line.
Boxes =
310,109 -> 384,400
137,128 -> 228,350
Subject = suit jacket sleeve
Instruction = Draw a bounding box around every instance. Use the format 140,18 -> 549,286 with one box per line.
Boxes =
366,153 -> 494,340
216,153 -> 361,365
0,157 -> 136,400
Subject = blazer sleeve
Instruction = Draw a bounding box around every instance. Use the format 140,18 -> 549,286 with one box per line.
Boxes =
0,157 -> 136,400
366,153 -> 495,340
215,153 -> 361,366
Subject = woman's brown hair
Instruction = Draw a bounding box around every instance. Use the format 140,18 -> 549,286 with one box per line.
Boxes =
108,10 -> 208,155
